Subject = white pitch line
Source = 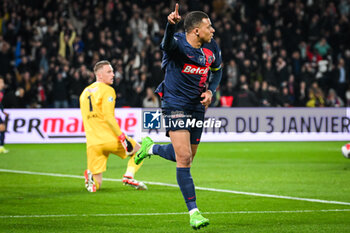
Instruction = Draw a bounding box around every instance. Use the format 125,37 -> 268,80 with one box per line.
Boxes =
0,209 -> 349,219
1,168 -> 350,206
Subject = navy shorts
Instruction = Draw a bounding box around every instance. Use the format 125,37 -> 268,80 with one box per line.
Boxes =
162,108 -> 205,145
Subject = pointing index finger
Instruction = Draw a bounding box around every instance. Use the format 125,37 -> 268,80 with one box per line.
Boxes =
175,3 -> 179,17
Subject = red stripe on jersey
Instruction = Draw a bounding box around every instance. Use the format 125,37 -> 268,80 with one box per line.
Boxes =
199,48 -> 215,88
202,48 -> 215,66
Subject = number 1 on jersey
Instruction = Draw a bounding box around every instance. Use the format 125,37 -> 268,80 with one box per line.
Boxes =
88,95 -> 93,112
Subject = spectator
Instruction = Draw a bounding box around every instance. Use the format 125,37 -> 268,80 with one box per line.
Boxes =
35,72 -> 48,108
143,87 -> 160,108
326,89 -> 344,107
220,81 -> 234,107
20,72 -> 36,107
300,63 -> 316,87
291,51 -> 303,79
335,58 -> 347,101
58,22 -> 76,61
69,70 -> 86,108
263,61 -> 276,86
295,81 -> 308,107
287,74 -> 296,101
280,87 -> 294,107
306,82 -> 325,107
260,81 -> 271,107
14,87 -> 26,108
314,38 -> 331,58
252,80 -> 261,101
52,73 -> 69,108
329,24 -> 342,59
345,85 -> 350,106
129,12 -> 147,52
275,57 -> 289,87
39,47 -> 49,74
225,59 -> 239,89
234,83 -> 259,107
0,41 -> 12,77
146,16 -> 160,44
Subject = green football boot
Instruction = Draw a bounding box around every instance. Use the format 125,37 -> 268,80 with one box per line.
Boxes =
190,210 -> 209,230
134,137 -> 154,165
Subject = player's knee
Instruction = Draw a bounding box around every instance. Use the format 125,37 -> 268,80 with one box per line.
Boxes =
0,124 -> 6,132
176,153 -> 192,166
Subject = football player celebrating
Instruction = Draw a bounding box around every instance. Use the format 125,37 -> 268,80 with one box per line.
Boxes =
80,60 -> 147,192
135,3 -> 222,230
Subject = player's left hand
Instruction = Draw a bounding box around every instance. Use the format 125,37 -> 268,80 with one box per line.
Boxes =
200,90 -> 213,108
168,3 -> 181,24
118,133 -> 134,155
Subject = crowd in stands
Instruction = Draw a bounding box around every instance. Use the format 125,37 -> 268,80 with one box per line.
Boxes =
0,0 -> 350,108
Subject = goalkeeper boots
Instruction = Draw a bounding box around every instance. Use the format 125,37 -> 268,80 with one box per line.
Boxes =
190,210 -> 209,230
84,169 -> 97,192
122,175 -> 147,190
134,137 -> 154,165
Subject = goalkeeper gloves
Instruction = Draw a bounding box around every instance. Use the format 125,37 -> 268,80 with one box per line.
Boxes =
118,133 -> 133,154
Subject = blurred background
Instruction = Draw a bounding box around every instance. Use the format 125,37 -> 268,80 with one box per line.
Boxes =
0,0 -> 349,110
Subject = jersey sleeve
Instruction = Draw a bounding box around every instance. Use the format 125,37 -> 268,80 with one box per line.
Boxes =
101,87 -> 123,137
160,23 -> 178,51
210,40 -> 222,71
208,40 -> 223,93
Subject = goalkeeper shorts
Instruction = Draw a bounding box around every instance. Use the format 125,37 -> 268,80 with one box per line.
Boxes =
86,135 -> 136,174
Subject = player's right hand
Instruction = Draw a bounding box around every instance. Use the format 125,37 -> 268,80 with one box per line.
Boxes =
118,133 -> 134,154
200,90 -> 213,108
168,3 -> 181,24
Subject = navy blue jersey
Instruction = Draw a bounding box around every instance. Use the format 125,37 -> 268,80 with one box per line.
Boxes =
156,31 -> 222,112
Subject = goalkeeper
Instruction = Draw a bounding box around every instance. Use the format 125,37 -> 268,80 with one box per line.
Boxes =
80,60 -> 146,192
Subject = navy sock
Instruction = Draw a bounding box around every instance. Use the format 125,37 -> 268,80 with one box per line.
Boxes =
153,144 -> 176,162
176,167 -> 197,211
0,132 -> 4,146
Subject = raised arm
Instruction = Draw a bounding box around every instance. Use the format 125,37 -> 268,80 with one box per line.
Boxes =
160,3 -> 181,51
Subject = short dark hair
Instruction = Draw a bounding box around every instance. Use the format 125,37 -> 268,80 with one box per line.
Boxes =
93,60 -> 111,74
184,11 -> 209,33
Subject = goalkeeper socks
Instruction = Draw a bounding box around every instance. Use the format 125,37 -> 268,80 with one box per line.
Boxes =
153,144 -> 176,162
176,167 -> 197,211
126,153 -> 143,175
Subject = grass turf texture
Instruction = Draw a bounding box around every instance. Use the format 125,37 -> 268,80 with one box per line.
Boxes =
1,142 -> 350,233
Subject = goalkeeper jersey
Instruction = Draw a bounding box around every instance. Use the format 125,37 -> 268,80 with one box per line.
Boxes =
80,82 -> 120,146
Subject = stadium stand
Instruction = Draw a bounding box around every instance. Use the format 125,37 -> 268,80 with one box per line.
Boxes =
0,0 -> 349,108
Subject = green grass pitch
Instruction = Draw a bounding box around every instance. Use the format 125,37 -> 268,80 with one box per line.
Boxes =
1,142 -> 350,233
